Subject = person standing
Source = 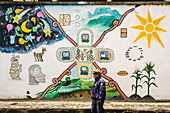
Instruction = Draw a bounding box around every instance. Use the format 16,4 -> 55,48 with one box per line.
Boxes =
91,69 -> 106,113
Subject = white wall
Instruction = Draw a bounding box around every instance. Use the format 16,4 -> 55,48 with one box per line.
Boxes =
0,5 -> 170,100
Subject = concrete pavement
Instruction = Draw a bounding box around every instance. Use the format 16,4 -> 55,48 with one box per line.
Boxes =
0,100 -> 170,112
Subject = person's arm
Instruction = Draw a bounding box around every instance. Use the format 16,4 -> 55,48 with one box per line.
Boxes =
98,81 -> 106,101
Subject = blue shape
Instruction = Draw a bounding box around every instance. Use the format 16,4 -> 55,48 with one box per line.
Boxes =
62,51 -> 70,60
25,34 -> 35,42
80,66 -> 89,75
10,35 -> 15,44
100,51 -> 109,59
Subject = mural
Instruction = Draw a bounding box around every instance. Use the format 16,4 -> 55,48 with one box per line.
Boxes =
0,5 -> 64,53
0,5 -> 168,101
35,6 -> 136,100
29,64 -> 46,85
131,9 -> 166,48
9,54 -> 22,80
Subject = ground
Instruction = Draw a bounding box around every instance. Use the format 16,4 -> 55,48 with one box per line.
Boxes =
0,99 -> 170,113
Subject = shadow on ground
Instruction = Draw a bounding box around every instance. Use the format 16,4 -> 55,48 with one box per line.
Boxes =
0,109 -> 169,113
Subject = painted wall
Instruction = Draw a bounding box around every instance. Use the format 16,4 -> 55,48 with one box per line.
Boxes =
0,4 -> 170,100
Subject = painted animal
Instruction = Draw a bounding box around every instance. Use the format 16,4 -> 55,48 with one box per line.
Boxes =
34,47 -> 46,62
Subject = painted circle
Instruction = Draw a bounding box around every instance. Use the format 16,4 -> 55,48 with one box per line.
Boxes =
145,24 -> 154,32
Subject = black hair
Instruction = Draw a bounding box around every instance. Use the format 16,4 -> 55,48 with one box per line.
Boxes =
93,72 -> 101,76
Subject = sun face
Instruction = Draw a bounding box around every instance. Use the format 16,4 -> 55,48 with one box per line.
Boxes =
131,9 -> 166,48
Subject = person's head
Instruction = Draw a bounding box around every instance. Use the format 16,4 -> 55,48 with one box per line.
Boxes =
93,69 -> 101,79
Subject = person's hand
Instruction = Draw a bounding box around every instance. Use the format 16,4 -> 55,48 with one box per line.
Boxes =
98,100 -> 101,103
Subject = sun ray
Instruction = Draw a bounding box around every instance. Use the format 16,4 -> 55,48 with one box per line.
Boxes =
153,16 -> 166,26
135,14 -> 147,25
147,9 -> 152,23
133,31 -> 146,43
147,33 -> 152,48
130,25 -> 144,30
155,27 -> 167,32
152,31 -> 164,48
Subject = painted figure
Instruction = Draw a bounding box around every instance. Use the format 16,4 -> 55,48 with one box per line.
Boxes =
91,69 -> 106,113
34,47 -> 46,62
9,54 -> 22,80
29,64 -> 46,85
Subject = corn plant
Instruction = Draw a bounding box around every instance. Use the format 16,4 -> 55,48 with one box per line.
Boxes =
131,70 -> 143,95
142,62 -> 158,95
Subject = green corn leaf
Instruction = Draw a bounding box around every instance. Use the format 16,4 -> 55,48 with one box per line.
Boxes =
143,81 -> 149,85
132,84 -> 136,90
141,75 -> 148,79
131,75 -> 137,79
137,85 -> 143,88
150,77 -> 155,81
152,70 -> 157,75
150,82 -> 158,88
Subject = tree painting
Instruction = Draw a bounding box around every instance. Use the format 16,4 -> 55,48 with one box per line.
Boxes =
142,62 -> 158,96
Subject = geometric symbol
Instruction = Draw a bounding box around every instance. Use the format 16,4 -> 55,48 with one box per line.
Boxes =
77,28 -> 93,46
121,28 -> 127,38
77,63 -> 92,80
80,66 -> 89,75
117,71 -> 128,76
60,14 -> 71,26
56,47 -> 74,63
81,34 -> 89,43
75,47 -> 95,63
62,51 -> 70,60
125,46 -> 144,62
100,51 -> 109,60
96,48 -> 114,63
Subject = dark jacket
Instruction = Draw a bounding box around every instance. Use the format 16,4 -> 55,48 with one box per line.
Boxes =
92,76 -> 106,100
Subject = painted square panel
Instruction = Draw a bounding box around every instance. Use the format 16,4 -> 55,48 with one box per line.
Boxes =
56,47 -> 74,62
77,28 -> 93,46
77,63 -> 92,80
96,48 -> 114,63
75,47 -> 95,63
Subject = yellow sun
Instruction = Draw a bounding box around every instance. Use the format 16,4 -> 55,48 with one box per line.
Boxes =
131,9 -> 166,48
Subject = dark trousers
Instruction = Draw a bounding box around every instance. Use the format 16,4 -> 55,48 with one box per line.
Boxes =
91,99 -> 105,113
